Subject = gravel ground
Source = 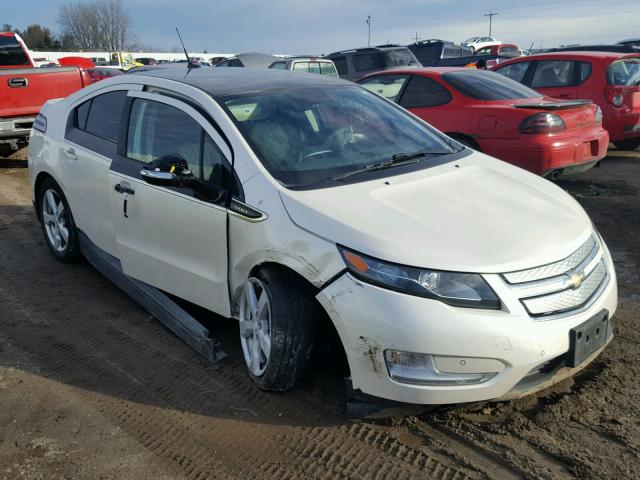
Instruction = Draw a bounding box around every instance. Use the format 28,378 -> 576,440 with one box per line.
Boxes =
0,146 -> 638,479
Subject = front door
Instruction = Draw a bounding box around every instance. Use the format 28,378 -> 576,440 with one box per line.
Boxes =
109,91 -> 233,316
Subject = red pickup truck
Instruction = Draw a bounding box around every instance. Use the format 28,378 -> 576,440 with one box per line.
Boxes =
1,32 -> 89,151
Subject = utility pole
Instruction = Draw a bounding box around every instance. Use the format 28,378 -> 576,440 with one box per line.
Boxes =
412,32 -> 421,43
366,15 -> 371,47
484,10 -> 498,36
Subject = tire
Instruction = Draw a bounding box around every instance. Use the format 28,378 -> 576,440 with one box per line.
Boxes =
613,138 -> 640,151
38,178 -> 81,262
449,134 -> 481,151
239,267 -> 317,391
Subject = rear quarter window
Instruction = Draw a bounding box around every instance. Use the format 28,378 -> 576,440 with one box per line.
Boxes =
0,36 -> 30,66
606,58 -> 640,86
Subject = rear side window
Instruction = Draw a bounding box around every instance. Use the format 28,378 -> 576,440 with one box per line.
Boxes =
400,76 -> 452,108
443,70 -> 541,100
84,91 -> 126,142
353,53 -> 383,72
359,75 -> 410,101
319,62 -> 338,77
293,62 -> 309,72
332,57 -> 348,75
0,35 -> 30,66
531,60 -> 578,88
499,46 -> 519,57
606,58 -> 640,86
495,62 -> 530,83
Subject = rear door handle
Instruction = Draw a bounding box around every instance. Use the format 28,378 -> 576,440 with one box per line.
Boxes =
8,77 -> 28,88
114,183 -> 135,195
63,147 -> 77,160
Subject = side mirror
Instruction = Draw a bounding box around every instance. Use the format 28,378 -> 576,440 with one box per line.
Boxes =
140,168 -> 179,186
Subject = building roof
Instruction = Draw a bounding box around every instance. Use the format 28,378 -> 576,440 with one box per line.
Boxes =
127,65 -> 350,97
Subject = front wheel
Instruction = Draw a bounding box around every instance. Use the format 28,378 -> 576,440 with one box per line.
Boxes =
239,268 -> 316,391
614,138 -> 640,151
38,178 -> 81,262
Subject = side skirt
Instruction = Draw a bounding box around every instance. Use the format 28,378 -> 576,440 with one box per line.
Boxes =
78,231 -> 227,362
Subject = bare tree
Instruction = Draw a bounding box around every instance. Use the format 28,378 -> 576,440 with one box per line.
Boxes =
58,0 -> 135,51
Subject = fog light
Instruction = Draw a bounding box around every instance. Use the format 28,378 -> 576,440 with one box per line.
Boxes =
384,350 -> 497,386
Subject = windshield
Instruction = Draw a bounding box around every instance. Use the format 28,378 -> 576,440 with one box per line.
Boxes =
607,58 -> 640,86
383,48 -> 419,67
0,36 -> 30,66
442,70 -> 542,100
221,86 -> 459,188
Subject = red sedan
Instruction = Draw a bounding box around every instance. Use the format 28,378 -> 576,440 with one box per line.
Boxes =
493,52 -> 640,150
358,68 -> 609,177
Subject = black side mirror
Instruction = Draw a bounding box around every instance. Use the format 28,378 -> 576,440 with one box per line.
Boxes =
140,168 -> 179,186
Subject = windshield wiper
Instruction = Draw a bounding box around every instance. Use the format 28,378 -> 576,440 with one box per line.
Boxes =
330,151 -> 449,182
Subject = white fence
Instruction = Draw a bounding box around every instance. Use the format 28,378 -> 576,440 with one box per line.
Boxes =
29,50 -> 235,63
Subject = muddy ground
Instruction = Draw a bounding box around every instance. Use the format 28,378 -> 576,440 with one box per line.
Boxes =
0,147 -> 638,479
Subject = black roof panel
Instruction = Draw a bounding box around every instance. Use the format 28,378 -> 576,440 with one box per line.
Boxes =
127,65 -> 352,97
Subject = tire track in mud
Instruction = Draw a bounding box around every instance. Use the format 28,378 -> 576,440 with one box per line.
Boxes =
0,219 -> 482,479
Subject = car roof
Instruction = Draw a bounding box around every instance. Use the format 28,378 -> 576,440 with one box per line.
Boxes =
127,65 -> 351,97
326,45 -> 409,56
501,51 -> 640,61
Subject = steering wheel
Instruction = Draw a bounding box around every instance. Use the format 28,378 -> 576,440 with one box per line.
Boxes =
327,126 -> 362,148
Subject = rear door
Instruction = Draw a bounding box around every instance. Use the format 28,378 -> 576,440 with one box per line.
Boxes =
109,91 -> 233,315
528,60 -> 591,99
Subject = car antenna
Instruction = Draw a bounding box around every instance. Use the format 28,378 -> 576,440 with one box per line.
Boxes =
176,27 -> 200,69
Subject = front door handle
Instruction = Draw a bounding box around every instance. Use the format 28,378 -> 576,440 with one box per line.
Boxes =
63,147 -> 77,160
114,183 -> 135,195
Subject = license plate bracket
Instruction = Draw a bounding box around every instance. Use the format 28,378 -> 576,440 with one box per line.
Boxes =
568,310 -> 609,367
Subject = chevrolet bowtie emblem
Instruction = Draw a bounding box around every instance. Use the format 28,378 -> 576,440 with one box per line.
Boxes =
567,271 -> 586,289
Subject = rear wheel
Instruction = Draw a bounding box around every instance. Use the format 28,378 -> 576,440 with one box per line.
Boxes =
239,267 -> 317,391
38,178 -> 81,262
614,138 -> 640,151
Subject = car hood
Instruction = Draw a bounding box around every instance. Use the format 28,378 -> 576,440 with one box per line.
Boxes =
278,152 -> 592,274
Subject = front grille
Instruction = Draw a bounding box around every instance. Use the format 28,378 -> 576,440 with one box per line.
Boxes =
521,259 -> 607,316
501,234 -> 609,318
503,236 -> 596,284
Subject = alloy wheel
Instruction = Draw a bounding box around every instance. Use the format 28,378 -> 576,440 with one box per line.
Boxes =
42,188 -> 69,253
239,277 -> 272,376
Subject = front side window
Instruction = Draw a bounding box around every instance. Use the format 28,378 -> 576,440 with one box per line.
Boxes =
442,70 -> 541,100
221,85 -> 460,188
531,60 -> 576,88
494,61 -> 531,83
269,61 -> 286,70
359,74 -> 410,101
400,76 -> 452,108
127,98 -> 234,196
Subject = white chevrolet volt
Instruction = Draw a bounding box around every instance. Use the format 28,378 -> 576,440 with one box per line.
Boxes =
28,67 -> 617,405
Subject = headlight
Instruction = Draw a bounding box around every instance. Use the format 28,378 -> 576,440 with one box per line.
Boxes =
338,246 -> 501,309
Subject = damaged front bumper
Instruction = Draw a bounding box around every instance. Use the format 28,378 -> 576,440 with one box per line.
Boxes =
316,269 -> 617,405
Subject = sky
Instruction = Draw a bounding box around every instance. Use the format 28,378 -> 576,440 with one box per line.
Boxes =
6,0 -> 640,54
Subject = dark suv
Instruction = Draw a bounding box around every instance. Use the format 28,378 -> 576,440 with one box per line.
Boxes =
324,45 -> 420,81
